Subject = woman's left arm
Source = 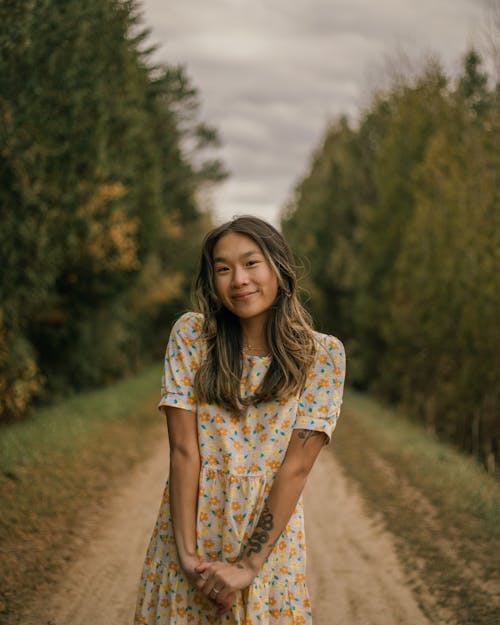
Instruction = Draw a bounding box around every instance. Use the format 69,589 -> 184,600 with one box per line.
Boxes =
196,428 -> 326,607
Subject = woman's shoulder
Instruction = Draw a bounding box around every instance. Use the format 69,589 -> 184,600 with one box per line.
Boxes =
311,330 -> 345,365
170,311 -> 205,344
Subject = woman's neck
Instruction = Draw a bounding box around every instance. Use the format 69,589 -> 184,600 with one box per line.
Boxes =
240,317 -> 269,354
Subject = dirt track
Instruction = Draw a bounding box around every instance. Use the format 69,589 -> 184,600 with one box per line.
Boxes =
20,426 -> 431,625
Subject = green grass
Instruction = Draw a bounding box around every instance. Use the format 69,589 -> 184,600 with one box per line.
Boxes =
341,389 -> 500,535
333,388 -> 500,625
0,363 -> 161,472
0,363 -> 164,622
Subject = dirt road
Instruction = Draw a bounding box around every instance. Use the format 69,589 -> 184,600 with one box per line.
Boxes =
20,426 -> 431,625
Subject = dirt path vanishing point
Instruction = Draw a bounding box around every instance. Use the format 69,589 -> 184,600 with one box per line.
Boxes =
20,426 -> 431,625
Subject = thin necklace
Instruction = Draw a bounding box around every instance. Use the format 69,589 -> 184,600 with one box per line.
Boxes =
243,341 -> 270,357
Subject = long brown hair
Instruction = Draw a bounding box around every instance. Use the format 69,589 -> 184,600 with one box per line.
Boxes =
193,215 -> 316,414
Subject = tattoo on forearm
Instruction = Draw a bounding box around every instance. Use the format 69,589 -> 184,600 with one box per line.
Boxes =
297,429 -> 322,447
246,506 -> 274,556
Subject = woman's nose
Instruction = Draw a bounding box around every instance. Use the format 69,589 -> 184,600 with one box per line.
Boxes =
231,266 -> 249,287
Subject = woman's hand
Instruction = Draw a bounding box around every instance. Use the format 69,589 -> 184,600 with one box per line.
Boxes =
195,560 -> 257,616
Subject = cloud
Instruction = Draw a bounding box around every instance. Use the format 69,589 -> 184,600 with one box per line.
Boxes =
141,0 -> 486,225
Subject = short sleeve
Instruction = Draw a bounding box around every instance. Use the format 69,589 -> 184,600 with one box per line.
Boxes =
293,333 -> 346,444
158,312 -> 204,414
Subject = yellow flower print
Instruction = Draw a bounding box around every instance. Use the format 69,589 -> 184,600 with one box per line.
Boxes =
280,566 -> 289,574
305,392 -> 315,403
199,511 -> 208,521
160,597 -> 169,608
295,573 -> 306,582
169,561 -> 178,571
213,508 -> 224,518
217,427 -> 227,436
231,501 -> 241,511
259,433 -> 268,442
199,411 -> 210,422
160,522 -> 168,531
207,455 -> 217,465
233,440 -> 243,450
147,572 -> 155,582
318,353 -> 328,364
208,496 -> 220,506
304,598 -> 311,608
266,459 -> 281,470
253,601 -> 261,611
242,425 -> 252,435
223,543 -> 234,553
214,413 -> 224,423
269,596 -> 276,606
177,607 -> 186,616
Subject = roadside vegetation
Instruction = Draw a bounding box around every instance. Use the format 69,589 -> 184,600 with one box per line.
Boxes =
333,388 -> 500,625
0,364 -> 162,620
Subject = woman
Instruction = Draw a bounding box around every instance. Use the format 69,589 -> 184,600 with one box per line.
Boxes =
134,215 -> 346,624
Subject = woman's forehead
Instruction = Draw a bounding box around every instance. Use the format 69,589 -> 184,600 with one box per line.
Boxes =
212,232 -> 263,261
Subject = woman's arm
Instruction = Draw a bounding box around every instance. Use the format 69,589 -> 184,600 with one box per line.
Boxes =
195,428 -> 326,607
239,427 -> 325,570
164,405 -> 201,578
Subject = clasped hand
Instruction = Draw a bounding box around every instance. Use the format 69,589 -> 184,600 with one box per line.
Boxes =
195,560 -> 256,616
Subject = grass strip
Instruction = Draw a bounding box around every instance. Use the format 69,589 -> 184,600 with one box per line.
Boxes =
0,363 -> 163,622
333,388 -> 500,625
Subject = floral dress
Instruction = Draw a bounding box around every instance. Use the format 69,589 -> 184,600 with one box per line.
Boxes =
133,312 -> 346,625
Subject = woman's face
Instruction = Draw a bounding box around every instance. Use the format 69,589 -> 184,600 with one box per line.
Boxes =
212,232 -> 279,322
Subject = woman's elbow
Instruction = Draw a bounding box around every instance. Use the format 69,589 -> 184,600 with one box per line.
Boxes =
169,444 -> 200,467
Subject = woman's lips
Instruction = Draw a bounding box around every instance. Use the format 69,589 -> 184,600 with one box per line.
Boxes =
232,291 -> 257,301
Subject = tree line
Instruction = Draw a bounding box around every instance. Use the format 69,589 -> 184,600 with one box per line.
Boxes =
282,49 -> 500,471
0,0 -> 226,422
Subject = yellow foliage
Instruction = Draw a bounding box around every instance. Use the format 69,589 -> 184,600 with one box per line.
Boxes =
129,257 -> 185,313
162,211 -> 184,240
0,310 -> 45,421
78,183 -> 140,272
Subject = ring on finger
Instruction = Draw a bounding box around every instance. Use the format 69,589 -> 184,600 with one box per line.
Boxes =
199,572 -> 207,581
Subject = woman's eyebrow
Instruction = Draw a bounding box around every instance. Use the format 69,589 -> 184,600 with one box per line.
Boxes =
213,249 -> 262,263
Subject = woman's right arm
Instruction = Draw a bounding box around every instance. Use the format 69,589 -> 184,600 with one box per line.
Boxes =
164,405 -> 201,579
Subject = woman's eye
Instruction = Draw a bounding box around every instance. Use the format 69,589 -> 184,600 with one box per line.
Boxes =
247,260 -> 259,267
215,266 -> 229,273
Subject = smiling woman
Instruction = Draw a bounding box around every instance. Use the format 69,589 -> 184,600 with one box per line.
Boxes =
133,215 -> 346,625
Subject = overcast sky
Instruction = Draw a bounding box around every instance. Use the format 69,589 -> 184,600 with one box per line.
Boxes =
140,0 -> 488,226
